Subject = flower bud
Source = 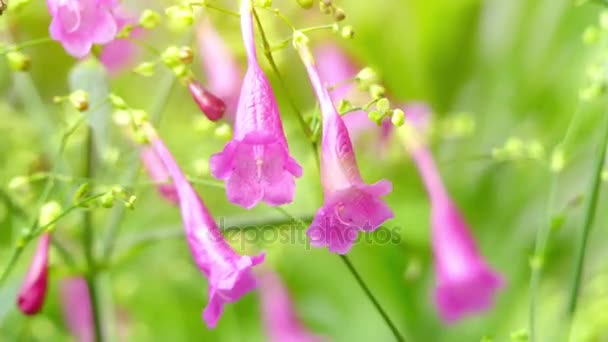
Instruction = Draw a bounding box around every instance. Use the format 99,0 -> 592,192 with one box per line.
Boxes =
139,9 -> 161,29
337,99 -> 352,113
257,0 -> 272,7
188,81 -> 226,122
69,90 -> 89,112
296,0 -> 313,9
368,110 -> 383,125
376,97 -> 390,113
99,192 -> 115,208
6,51 -> 31,71
341,25 -> 354,39
369,84 -> 385,99
319,1 -> 330,14
39,201 -> 62,231
391,108 -> 405,127
133,62 -> 156,77
125,195 -> 137,210
179,46 -> 194,64
165,5 -> 194,29
333,7 -> 346,21
355,67 -> 379,88
108,93 -> 128,109
116,24 -> 134,39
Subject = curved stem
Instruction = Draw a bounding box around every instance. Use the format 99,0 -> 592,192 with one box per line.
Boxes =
0,37 -> 54,55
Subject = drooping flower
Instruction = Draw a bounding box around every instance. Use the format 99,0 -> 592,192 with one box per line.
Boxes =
314,43 -> 393,148
148,127 -> 264,328
141,147 -> 179,205
258,271 -> 323,342
17,232 -> 51,315
47,0 -> 119,58
402,106 -> 504,323
99,9 -> 142,74
209,0 -> 302,209
295,37 -> 393,254
188,80 -> 227,122
197,18 -> 242,120
60,277 -> 94,342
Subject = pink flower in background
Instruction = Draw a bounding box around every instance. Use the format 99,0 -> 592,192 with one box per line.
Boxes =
149,130 -> 264,328
404,106 -> 503,323
141,147 -> 179,205
100,9 -> 142,74
188,80 -> 227,122
258,272 -> 323,342
47,0 -> 118,58
296,43 -> 393,254
197,18 -> 242,120
210,0 -> 302,209
60,277 -> 93,342
17,233 -> 50,315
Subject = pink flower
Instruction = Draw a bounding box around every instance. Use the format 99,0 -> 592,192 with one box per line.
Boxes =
141,147 -> 179,205
404,106 -> 503,323
188,80 -> 227,122
47,0 -> 119,58
149,130 -> 264,328
17,233 -> 51,315
209,0 -> 302,209
258,272 -> 323,342
296,41 -> 393,254
197,18 -> 242,120
99,9 -> 141,74
60,277 -> 94,342
314,43 -> 393,148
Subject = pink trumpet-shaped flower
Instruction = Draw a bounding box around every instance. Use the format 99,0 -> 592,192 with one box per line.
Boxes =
17,233 -> 51,315
149,130 -> 264,328
404,106 -> 503,323
258,272 -> 323,342
296,41 -> 393,254
197,18 -> 242,120
209,0 -> 302,209
141,147 -> 179,205
47,0 -> 119,58
60,277 -> 94,342
99,9 -> 142,74
314,43 -> 393,148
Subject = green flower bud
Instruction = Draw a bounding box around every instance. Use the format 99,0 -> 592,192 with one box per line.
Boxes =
178,46 -> 194,64
337,99 -> 352,114
131,109 -> 148,126
99,192 -> 115,208
8,176 -> 30,192
369,84 -> 385,99
214,123 -> 233,140
109,93 -> 128,109
257,0 -> 272,7
69,90 -> 89,112
333,7 -> 346,21
526,140 -> 545,160
355,67 -> 379,88
73,183 -> 91,203
139,9 -> 161,29
6,51 -> 31,72
116,24 -> 134,39
125,195 -> 137,210
112,109 -> 131,126
504,137 -> 524,158
134,130 -> 150,144
391,108 -> 405,127
340,25 -> 354,39
367,110 -> 383,125
296,0 -> 313,9
165,5 -> 194,29
133,62 -> 156,77
39,201 -> 62,231
319,1 -> 330,14
161,46 -> 181,68
376,97 -> 390,113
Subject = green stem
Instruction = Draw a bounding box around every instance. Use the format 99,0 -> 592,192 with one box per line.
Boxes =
566,111 -> 608,321
0,37 -> 54,55
252,7 -> 321,170
82,127 -> 104,342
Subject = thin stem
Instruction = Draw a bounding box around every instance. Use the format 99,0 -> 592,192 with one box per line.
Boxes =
251,7 -> 321,170
189,1 -> 240,17
82,127 -> 104,342
0,37 -> 54,55
566,111 -> 608,322
339,255 -> 405,342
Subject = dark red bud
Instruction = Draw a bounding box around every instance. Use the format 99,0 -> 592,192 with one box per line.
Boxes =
188,81 -> 226,122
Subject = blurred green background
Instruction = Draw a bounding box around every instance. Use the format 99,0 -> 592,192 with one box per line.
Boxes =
1,0 -> 608,341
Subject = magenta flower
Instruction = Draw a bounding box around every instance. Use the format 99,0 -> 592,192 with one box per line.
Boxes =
60,277 -> 94,342
99,9 -> 141,74
258,272 -> 323,342
209,0 -> 302,209
197,18 -> 242,120
17,232 -> 51,315
404,106 -> 503,322
149,131 -> 264,328
188,80 -> 227,122
141,147 -> 179,205
296,43 -> 393,254
47,0 -> 118,58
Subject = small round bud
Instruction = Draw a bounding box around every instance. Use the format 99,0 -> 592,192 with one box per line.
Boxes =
131,109 -> 148,126
391,108 -> 405,127
165,5 -> 194,29
355,67 -> 379,88
214,123 -> 233,140
331,23 -> 339,33
134,130 -> 150,144
188,81 -> 226,121
99,193 -> 115,208
39,201 -> 62,231
161,46 -> 181,68
108,93 -> 128,109
296,0 -> 313,9
116,24 -> 134,39
340,25 -> 355,39
333,7 -> 346,21
526,140 -> 545,160
504,137 -> 524,158
257,0 -> 272,7
337,99 -> 352,114
367,110 -> 384,125
376,98 -> 390,113
319,1 -> 330,14
133,62 -> 156,77
69,90 -> 89,112
178,46 -> 194,64
125,195 -> 137,210
73,183 -> 91,203
112,110 -> 131,126
6,51 -> 31,71
112,186 -> 127,197
583,26 -> 600,45
369,84 -> 385,99
139,9 -> 161,29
